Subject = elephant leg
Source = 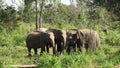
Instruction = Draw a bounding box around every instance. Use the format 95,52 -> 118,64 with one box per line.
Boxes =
28,47 -> 31,57
46,45 -> 49,53
77,43 -> 84,53
41,46 -> 45,53
85,43 -> 89,51
57,45 -> 60,52
53,45 -> 57,56
34,48 -> 37,55
72,44 -> 76,52
57,44 -> 61,53
61,42 -> 64,52
79,46 -> 83,52
66,46 -> 70,54
57,42 -> 64,54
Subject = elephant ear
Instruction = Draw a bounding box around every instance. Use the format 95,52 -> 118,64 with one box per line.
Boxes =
77,31 -> 84,39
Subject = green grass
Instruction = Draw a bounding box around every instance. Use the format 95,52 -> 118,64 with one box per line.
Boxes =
0,45 -> 119,68
0,22 -> 120,68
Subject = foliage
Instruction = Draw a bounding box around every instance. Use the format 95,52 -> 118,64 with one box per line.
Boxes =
0,22 -> 120,67
105,30 -> 120,46
0,23 -> 28,47
0,60 -> 3,68
0,0 -> 120,68
0,45 -> 117,68
23,0 -> 35,23
94,0 -> 120,20
0,6 -> 20,31
0,0 -> 119,31
110,50 -> 120,64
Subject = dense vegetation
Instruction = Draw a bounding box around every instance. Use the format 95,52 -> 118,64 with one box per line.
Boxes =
0,0 -> 120,68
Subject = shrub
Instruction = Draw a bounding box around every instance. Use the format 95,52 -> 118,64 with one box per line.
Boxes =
110,50 -> 120,64
105,30 -> 120,46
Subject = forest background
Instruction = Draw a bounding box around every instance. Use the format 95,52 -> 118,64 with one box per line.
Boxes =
0,0 -> 120,68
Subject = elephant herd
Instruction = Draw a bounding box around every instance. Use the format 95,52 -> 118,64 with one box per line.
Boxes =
26,28 -> 101,56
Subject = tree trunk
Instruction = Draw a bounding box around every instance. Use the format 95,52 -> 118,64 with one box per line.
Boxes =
39,0 -> 45,28
35,0 -> 39,30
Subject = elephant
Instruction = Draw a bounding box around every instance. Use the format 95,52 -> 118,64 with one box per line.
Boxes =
45,31 -> 56,55
37,28 -> 67,54
66,29 -> 82,53
79,29 -> 101,50
26,31 -> 56,56
39,28 -> 48,32
47,29 -> 67,54
66,29 -> 100,53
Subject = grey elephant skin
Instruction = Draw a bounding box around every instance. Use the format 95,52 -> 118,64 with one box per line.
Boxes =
66,29 -> 100,53
79,29 -> 100,50
66,29 -> 81,53
26,31 -> 56,56
38,28 -> 67,54
48,29 -> 67,54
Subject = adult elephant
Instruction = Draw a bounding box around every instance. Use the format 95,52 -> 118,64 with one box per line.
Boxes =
66,29 -> 82,53
79,29 -> 101,50
37,28 -> 67,54
66,29 -> 100,53
48,29 -> 67,54
26,31 -> 56,56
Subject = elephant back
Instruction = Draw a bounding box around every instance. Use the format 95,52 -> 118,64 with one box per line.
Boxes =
66,29 -> 78,35
36,28 -> 48,32
26,31 -> 42,48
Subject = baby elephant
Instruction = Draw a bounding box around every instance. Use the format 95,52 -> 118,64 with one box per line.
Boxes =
26,31 -> 56,56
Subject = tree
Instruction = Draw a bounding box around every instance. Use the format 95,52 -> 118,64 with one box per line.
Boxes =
94,0 -> 120,20
0,0 -> 3,9
39,0 -> 45,28
35,0 -> 39,30
23,0 -> 34,23
0,6 -> 20,31
24,0 -> 45,30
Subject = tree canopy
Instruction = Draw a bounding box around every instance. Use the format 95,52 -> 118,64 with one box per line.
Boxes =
0,0 -> 120,31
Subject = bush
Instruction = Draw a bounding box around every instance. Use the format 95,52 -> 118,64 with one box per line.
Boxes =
105,30 -> 120,46
0,25 -> 26,47
0,60 -> 3,68
110,50 -> 120,64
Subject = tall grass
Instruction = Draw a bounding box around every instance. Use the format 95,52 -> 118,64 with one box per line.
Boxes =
0,22 -> 120,68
